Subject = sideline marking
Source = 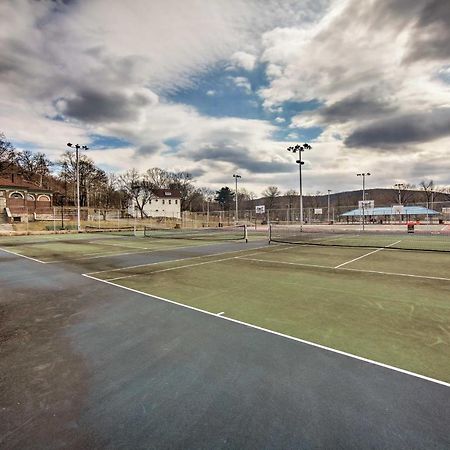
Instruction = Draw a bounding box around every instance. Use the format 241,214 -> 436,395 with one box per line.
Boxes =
46,241 -> 242,263
0,247 -> 46,264
334,240 -> 402,268
239,256 -> 450,282
338,266 -> 450,282
87,244 -> 270,275
239,257 -> 332,270
107,256 -> 238,281
82,273 -> 450,388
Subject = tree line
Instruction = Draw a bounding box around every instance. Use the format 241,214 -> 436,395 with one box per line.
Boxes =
2,132 -> 448,216
0,132 -> 256,216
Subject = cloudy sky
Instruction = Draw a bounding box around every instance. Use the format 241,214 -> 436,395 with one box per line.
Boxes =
1,0 -> 449,195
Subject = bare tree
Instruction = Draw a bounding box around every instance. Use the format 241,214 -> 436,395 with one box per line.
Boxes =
145,168 -> 172,188
0,132 -> 17,174
17,150 -> 53,186
392,183 -> 416,205
419,180 -> 435,208
58,151 -> 107,207
169,171 -> 196,211
119,169 -> 155,218
262,185 -> 281,210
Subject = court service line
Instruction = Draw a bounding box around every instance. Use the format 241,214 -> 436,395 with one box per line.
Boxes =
334,240 -> 402,268
0,247 -> 46,264
81,273 -> 450,389
239,257 -> 332,270
107,256 -> 239,281
86,244 -> 270,275
238,256 -> 450,282
46,241 -> 222,263
338,267 -> 450,282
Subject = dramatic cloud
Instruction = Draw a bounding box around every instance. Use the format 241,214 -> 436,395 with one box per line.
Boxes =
57,88 -> 157,123
345,108 -> 450,148
1,0 -> 450,194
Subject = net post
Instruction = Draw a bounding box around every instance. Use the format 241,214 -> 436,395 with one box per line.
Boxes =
244,224 -> 248,243
268,224 -> 272,244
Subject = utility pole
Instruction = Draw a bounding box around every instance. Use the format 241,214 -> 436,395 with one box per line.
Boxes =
327,189 -> 332,223
232,174 -> 241,224
287,143 -> 312,230
67,142 -> 88,231
357,173 -> 370,231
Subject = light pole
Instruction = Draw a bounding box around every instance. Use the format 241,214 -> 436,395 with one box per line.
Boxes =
287,143 -> 312,229
327,189 -> 332,223
394,183 -> 405,205
233,174 -> 241,223
206,196 -> 211,227
357,173 -> 370,231
67,142 -> 89,231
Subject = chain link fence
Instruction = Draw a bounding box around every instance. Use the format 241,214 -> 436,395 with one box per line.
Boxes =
2,201 -> 449,235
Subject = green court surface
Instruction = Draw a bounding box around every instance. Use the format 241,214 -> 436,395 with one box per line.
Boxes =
0,232 -> 251,262
2,232 -> 450,383
88,244 -> 450,383
4,232 -> 268,263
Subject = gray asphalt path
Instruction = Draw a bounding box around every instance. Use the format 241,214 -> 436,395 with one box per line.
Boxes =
1,248 -> 449,449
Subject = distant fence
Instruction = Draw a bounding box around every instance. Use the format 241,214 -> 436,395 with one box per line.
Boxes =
4,202 -> 450,232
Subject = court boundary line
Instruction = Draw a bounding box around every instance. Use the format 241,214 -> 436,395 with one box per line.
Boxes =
86,244 -> 271,275
81,272 -> 450,389
334,240 -> 402,268
107,256 -> 239,281
0,247 -> 46,264
238,256 -> 450,282
46,241 -> 251,263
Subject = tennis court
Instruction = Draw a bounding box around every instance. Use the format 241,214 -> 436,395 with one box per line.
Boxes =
2,226 -> 449,383
1,226 -> 450,448
83,241 -> 449,384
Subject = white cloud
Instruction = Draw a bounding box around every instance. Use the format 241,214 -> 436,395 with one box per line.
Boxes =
230,76 -> 252,93
1,0 -> 449,196
230,51 -> 257,71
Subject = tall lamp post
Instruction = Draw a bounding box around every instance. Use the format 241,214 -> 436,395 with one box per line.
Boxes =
327,189 -> 332,223
287,143 -> 312,229
232,174 -> 241,223
394,183 -> 405,205
357,172 -> 370,231
67,142 -> 89,231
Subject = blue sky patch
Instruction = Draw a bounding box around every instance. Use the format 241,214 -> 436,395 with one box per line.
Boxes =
89,134 -> 131,149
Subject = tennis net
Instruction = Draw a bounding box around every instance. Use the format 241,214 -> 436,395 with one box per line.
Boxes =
85,225 -> 136,236
144,225 -> 248,242
269,224 -> 450,252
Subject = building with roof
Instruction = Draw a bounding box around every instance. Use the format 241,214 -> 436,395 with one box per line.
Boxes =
0,174 -> 54,223
341,206 -> 440,223
129,189 -> 181,219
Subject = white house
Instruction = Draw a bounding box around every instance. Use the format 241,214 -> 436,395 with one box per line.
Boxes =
131,189 -> 181,219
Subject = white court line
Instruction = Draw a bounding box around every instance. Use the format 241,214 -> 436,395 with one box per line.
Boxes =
338,267 -> 450,282
86,244 -> 270,275
239,257 -> 332,270
46,241 -> 225,264
81,273 -> 450,389
0,247 -> 46,264
89,240 -> 151,250
239,256 -> 450,282
334,240 -> 402,269
217,312 -> 225,316
107,256 -> 238,281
